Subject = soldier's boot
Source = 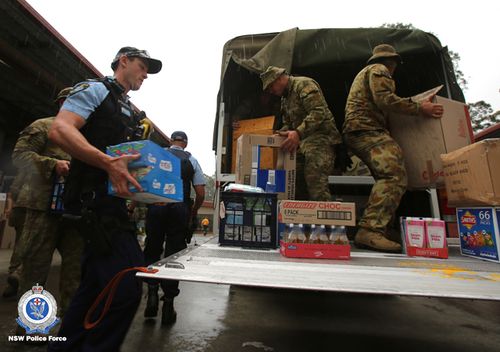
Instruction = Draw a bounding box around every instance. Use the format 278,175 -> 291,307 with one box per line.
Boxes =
354,228 -> 401,253
2,273 -> 19,298
144,284 -> 159,318
161,297 -> 177,326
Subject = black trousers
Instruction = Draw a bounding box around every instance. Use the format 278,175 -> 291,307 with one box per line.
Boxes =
143,202 -> 189,298
48,225 -> 144,352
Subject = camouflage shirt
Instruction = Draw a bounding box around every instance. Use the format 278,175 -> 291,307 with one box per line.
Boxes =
12,117 -> 71,211
280,76 -> 341,145
343,64 -> 420,133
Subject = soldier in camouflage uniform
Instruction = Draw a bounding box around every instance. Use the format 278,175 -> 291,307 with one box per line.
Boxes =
260,66 -> 341,201
343,44 -> 444,252
14,88 -> 83,316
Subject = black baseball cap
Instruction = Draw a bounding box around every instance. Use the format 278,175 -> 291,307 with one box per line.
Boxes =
171,131 -> 188,143
111,47 -> 162,74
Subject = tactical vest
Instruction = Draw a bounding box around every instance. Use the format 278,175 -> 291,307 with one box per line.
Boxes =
64,77 -> 143,214
166,148 -> 194,203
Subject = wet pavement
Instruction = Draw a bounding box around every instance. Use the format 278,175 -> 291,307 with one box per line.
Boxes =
1,234 -> 500,351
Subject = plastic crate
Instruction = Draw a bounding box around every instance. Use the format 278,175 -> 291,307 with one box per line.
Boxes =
219,191 -> 278,248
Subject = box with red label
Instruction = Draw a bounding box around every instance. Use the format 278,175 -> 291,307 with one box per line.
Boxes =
400,217 -> 448,259
457,207 -> 500,263
278,200 -> 356,226
280,240 -> 350,260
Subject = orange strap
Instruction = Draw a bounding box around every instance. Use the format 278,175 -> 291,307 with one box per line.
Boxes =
83,266 -> 159,330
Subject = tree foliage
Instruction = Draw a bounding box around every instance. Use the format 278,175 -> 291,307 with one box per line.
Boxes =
468,101 -> 500,131
381,22 -> 499,132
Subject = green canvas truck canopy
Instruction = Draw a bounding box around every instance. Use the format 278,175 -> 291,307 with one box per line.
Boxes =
213,27 -> 464,170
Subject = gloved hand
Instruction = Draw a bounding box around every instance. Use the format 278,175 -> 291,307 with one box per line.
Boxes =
334,143 -> 353,173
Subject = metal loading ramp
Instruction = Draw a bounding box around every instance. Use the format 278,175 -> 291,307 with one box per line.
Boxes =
138,238 -> 500,301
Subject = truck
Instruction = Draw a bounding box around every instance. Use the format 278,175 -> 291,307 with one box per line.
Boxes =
140,27 -> 500,301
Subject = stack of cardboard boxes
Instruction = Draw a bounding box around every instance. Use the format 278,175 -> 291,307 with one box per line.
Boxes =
441,139 -> 500,263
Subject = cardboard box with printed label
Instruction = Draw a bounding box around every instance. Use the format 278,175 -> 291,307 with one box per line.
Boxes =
108,166 -> 183,203
457,207 -> 500,263
107,140 -> 180,176
278,200 -> 356,227
107,140 -> 183,203
441,139 -> 500,207
231,116 -> 276,173
235,134 -> 296,200
389,87 -> 473,189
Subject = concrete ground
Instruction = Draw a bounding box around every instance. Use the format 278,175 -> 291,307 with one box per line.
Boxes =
1,233 -> 500,352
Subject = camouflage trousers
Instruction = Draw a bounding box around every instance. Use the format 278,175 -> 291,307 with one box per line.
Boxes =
6,207 -> 26,275
18,209 -> 84,317
344,130 -> 407,234
295,135 -> 336,201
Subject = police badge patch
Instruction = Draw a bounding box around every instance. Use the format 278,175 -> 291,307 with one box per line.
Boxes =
16,284 -> 60,334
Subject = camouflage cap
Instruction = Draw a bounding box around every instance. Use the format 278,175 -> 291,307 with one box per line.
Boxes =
367,44 -> 402,64
260,66 -> 286,91
53,87 -> 73,103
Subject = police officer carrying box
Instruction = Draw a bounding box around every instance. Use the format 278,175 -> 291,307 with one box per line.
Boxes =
47,47 -> 162,351
143,131 -> 206,325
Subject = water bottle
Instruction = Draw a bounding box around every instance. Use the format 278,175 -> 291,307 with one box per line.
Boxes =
288,223 -> 307,243
339,226 -> 349,245
330,226 -> 342,245
310,224 -> 329,244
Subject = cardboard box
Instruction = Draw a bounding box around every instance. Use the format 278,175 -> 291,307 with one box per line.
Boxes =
107,140 -> 180,176
441,139 -> 500,207
389,87 -> 473,189
235,134 -> 296,200
231,116 -> 276,173
0,221 -> 16,249
400,217 -> 449,259
457,207 -> 500,263
108,166 -> 183,203
278,200 -> 356,227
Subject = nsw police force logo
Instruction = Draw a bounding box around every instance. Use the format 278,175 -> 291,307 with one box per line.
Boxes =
16,284 -> 60,334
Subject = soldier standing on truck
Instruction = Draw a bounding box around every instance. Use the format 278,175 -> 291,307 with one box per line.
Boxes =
260,66 -> 342,201
343,44 -> 444,253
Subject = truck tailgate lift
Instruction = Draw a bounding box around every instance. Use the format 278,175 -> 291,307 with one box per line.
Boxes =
138,238 -> 500,301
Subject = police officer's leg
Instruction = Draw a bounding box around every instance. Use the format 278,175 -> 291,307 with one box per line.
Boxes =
18,210 -> 59,297
160,203 -> 189,325
56,219 -> 84,318
52,228 -> 145,352
143,205 -> 167,317
302,136 -> 335,201
345,131 -> 407,252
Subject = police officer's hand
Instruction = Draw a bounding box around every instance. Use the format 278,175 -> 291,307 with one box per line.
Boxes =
278,130 -> 300,152
421,95 -> 444,119
106,154 -> 143,197
55,160 -> 71,177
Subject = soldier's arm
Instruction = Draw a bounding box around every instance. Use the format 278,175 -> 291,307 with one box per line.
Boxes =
12,121 -> 60,180
369,68 -> 419,115
295,81 -> 330,139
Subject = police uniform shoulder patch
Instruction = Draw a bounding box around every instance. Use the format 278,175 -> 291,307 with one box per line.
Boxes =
69,82 -> 91,96
16,284 -> 60,334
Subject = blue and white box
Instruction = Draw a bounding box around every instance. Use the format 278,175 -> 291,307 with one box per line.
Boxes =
106,140 -> 180,177
108,166 -> 183,203
457,207 -> 500,263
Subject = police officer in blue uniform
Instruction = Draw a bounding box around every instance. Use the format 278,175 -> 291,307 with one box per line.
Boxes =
143,131 -> 205,325
47,47 -> 162,351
